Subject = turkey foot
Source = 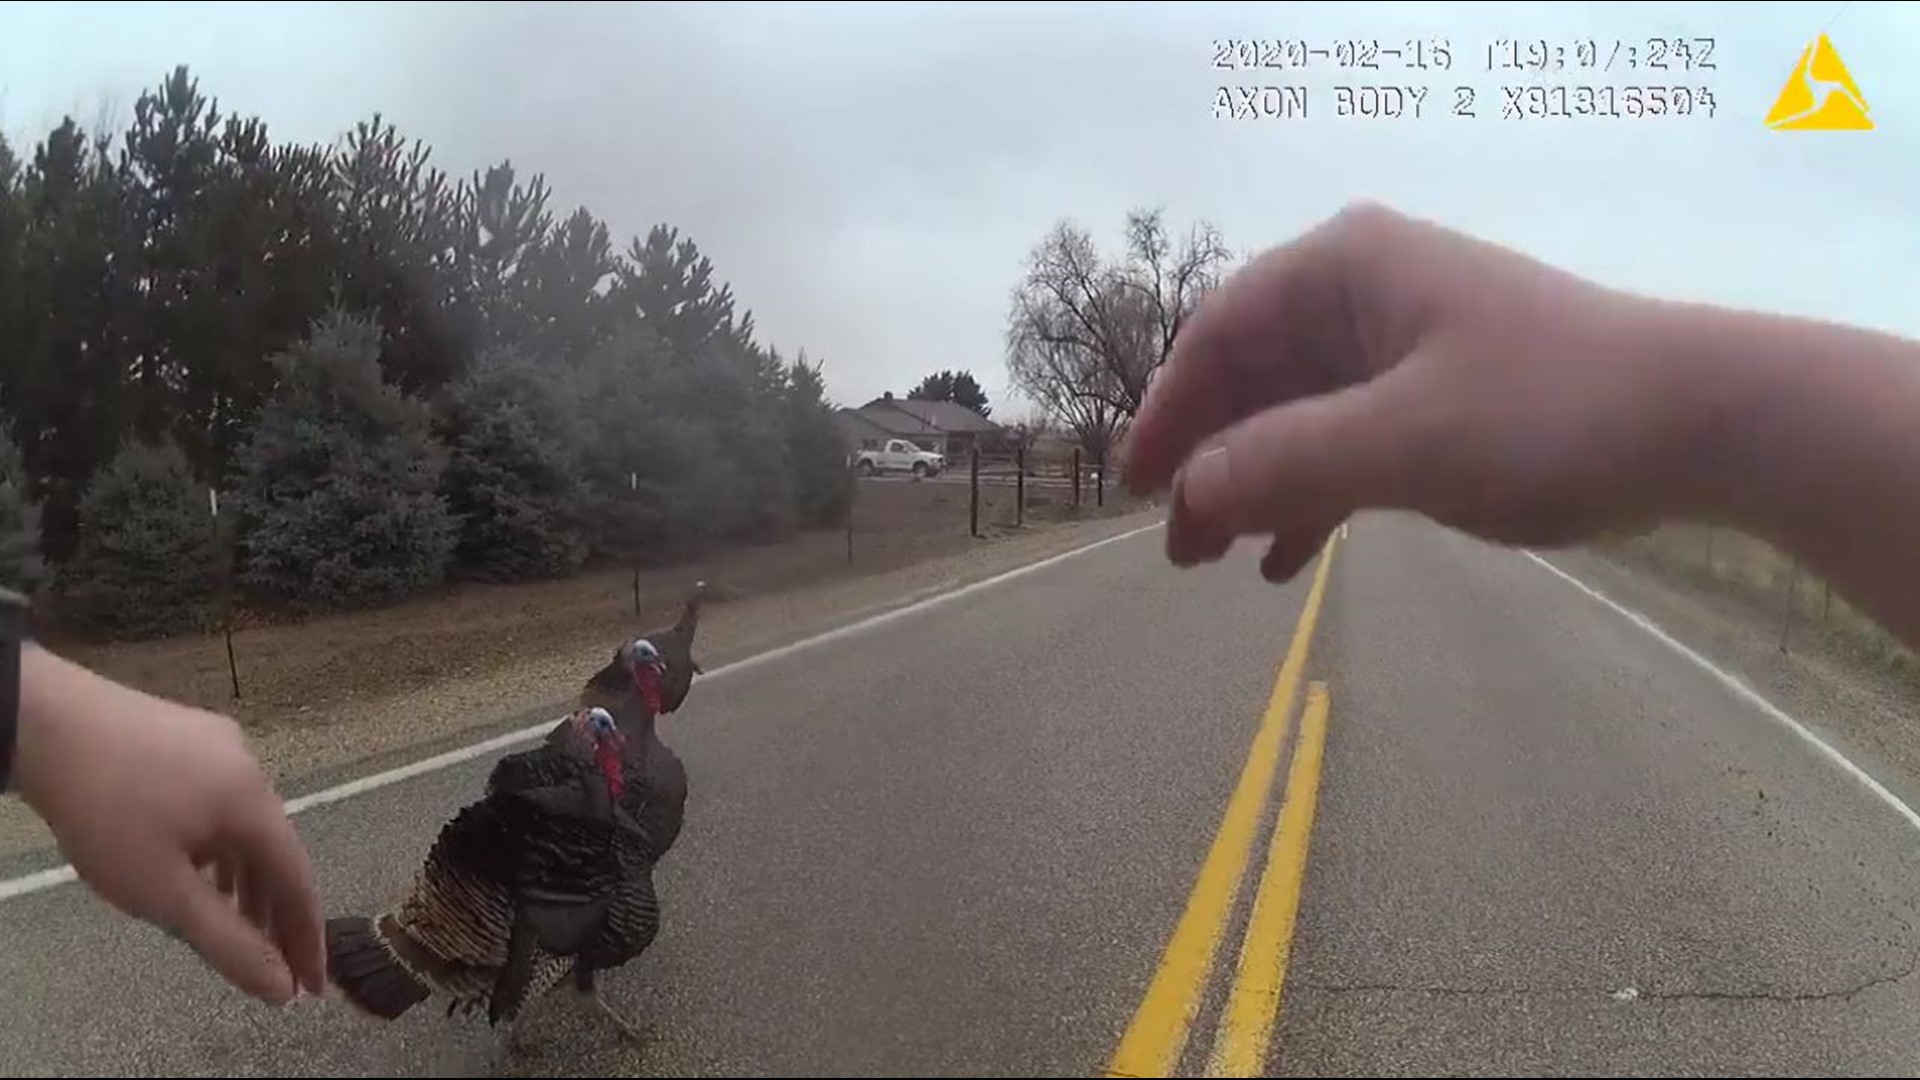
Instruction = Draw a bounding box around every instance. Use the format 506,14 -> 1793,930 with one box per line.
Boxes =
502,1012 -> 540,1055
586,990 -> 643,1043
480,1011 -> 542,1073
573,973 -> 644,1045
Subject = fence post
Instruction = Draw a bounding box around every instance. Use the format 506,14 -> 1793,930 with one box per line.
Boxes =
969,447 -> 980,537
211,486 -> 240,701
1015,443 -> 1026,527
629,471 -> 641,616
845,455 -> 856,566
1779,560 -> 1804,653
1096,451 -> 1105,508
1072,448 -> 1082,507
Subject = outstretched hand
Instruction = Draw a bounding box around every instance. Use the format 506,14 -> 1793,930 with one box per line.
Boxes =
13,646 -> 326,1004
1126,201 -> 1700,580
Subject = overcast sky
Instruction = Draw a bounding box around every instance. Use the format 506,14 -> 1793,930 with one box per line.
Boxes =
1,0 -> 1913,419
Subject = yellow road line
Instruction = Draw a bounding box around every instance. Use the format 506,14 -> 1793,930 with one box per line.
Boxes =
1103,536 -> 1338,1079
1204,680 -> 1332,1077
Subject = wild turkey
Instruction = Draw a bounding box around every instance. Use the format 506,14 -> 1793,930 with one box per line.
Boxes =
514,583 -> 705,758
483,627 -> 696,1035
324,704 -> 668,1043
501,638 -> 688,869
593,579 -> 708,717
653,578 -> 709,713
551,580 -> 706,857
509,581 -> 705,801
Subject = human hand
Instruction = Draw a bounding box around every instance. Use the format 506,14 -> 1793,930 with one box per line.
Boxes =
1126,201 -> 1700,580
13,647 -> 325,1004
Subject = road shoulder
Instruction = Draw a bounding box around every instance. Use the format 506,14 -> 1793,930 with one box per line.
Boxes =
1539,542 -> 1920,826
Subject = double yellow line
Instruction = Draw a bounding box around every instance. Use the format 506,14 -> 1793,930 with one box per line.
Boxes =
1104,533 -> 1339,1079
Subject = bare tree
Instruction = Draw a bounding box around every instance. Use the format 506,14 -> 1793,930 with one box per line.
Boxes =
1005,330 -> 1127,469
1001,406 -> 1047,458
1004,206 -> 1232,423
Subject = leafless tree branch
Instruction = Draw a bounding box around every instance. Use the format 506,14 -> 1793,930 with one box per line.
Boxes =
1002,207 -> 1232,459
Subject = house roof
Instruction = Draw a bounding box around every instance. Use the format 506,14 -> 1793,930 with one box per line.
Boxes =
842,403 -> 942,438
834,408 -> 902,443
858,396 -> 1003,435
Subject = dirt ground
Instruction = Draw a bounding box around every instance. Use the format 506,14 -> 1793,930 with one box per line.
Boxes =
50,474 -> 1124,721
1601,523 -> 1918,679
0,475 -> 1151,864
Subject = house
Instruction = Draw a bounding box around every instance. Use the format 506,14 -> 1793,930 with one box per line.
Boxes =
835,392 -> 1009,460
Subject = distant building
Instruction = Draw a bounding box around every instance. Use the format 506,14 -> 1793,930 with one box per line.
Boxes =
834,392 -> 1009,460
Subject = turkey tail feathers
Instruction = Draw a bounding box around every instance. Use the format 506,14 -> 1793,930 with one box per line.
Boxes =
675,580 -> 707,635
325,915 -> 431,1020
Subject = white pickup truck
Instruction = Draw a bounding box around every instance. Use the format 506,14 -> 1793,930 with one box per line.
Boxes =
854,438 -> 946,478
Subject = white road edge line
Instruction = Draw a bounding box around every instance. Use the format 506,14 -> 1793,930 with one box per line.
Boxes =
0,518 -> 1166,904
1523,550 -> 1920,835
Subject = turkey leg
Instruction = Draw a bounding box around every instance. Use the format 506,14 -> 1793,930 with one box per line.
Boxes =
502,1009 -> 541,1054
573,966 -> 645,1044
480,1005 -> 542,1071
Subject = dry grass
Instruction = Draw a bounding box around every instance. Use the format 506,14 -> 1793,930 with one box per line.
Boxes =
42,472 -> 1143,730
1595,522 -> 1920,681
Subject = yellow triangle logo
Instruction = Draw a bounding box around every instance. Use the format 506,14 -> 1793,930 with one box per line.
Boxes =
1765,33 -> 1873,130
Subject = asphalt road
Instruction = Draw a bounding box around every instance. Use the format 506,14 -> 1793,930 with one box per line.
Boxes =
3,513 -> 1920,1077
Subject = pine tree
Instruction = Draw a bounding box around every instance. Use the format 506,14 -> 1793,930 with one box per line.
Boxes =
0,417 -> 47,596
563,323 -> 688,560
907,368 -> 991,418
784,350 -> 852,526
230,310 -> 458,611
59,436 -> 223,638
438,344 -> 589,582
0,64 -> 876,642
12,118 -> 141,561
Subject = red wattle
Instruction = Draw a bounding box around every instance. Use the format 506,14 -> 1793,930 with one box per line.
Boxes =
635,668 -> 663,714
595,741 -> 624,799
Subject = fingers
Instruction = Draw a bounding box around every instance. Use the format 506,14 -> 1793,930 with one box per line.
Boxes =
210,855 -> 277,957
1165,456 -> 1236,567
179,780 -> 323,1002
1126,206 -> 1364,496
228,799 -> 328,997
239,861 -> 273,937
1259,516 -> 1342,584
212,856 -> 272,937
1169,363 -> 1430,555
1167,451 -> 1345,577
164,862 -> 298,1005
179,804 -> 326,1002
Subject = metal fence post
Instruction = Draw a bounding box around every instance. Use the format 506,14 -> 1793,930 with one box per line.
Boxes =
1779,560 -> 1804,653
1015,443 -> 1026,527
969,447 -> 980,537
